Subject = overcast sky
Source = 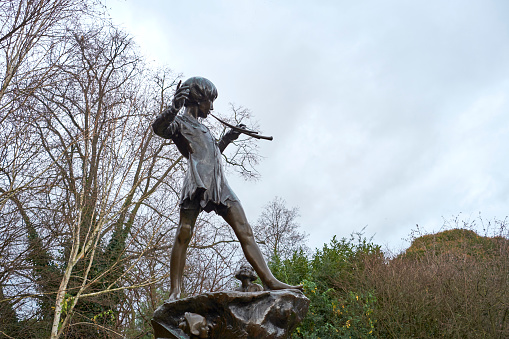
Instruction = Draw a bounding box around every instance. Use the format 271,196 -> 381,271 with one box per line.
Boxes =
106,0 -> 509,252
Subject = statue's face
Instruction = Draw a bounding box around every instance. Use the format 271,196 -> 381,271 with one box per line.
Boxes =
240,266 -> 251,275
236,265 -> 257,281
197,99 -> 214,118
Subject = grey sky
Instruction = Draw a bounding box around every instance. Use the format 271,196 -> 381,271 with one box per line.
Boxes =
107,0 -> 509,251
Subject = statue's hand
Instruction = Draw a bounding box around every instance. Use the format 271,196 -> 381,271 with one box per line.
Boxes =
171,84 -> 190,111
230,123 -> 247,140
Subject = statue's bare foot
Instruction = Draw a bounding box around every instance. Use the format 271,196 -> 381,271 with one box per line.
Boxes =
265,280 -> 303,291
166,289 -> 181,301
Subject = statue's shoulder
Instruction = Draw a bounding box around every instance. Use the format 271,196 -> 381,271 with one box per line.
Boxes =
169,115 -> 192,132
179,115 -> 208,134
178,114 -> 197,126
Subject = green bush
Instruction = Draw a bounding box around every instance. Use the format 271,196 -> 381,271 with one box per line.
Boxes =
271,227 -> 509,338
270,234 -> 380,338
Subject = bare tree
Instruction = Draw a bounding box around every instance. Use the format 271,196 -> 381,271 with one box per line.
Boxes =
0,4 -> 264,337
0,1 -> 99,337
254,197 -> 309,261
207,103 -> 263,181
30,26 -> 188,338
0,0 -> 95,154
1,19 -> 184,337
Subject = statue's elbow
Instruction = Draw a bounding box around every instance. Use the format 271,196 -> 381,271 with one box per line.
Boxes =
217,142 -> 227,154
152,122 -> 164,137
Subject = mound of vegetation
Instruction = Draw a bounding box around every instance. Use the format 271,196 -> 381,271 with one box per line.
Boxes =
370,229 -> 509,338
401,228 -> 509,260
271,228 -> 509,338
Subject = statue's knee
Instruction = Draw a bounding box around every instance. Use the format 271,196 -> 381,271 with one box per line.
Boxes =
236,222 -> 254,241
177,224 -> 193,243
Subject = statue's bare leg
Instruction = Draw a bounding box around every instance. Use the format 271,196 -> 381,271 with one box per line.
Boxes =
168,207 -> 200,300
222,201 -> 302,291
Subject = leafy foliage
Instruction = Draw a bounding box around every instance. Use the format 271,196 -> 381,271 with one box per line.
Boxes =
270,234 -> 380,338
270,224 -> 509,339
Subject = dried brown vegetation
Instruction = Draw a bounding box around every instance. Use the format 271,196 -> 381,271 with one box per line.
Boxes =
364,227 -> 509,338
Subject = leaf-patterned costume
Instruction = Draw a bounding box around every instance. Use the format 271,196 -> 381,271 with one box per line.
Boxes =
152,109 -> 239,214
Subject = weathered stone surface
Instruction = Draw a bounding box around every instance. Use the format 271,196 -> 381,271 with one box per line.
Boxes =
152,289 -> 309,339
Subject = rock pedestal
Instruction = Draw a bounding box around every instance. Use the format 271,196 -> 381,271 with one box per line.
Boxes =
152,289 -> 309,339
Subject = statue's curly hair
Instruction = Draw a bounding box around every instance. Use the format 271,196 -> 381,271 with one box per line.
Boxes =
181,76 -> 218,106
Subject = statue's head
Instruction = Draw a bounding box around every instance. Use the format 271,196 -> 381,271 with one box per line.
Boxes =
235,264 -> 258,282
182,76 -> 218,107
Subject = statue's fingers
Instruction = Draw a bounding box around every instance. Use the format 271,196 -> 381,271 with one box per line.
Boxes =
176,85 -> 190,93
176,90 -> 190,99
175,90 -> 190,100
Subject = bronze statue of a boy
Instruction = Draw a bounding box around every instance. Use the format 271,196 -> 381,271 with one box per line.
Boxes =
152,77 -> 300,299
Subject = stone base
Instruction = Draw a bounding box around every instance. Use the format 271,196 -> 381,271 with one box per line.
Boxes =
152,289 -> 309,339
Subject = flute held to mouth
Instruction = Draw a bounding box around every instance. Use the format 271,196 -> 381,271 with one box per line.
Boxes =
209,113 -> 273,141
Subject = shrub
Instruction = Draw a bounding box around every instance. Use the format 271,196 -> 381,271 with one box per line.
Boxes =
270,234 -> 381,338
366,228 -> 509,338
271,227 -> 509,338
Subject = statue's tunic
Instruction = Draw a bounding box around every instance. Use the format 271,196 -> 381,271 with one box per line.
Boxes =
153,113 -> 238,213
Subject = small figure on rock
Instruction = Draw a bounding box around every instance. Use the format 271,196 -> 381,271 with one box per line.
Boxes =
235,264 -> 264,292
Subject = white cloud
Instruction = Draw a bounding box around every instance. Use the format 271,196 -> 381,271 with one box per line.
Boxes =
107,0 -> 509,251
